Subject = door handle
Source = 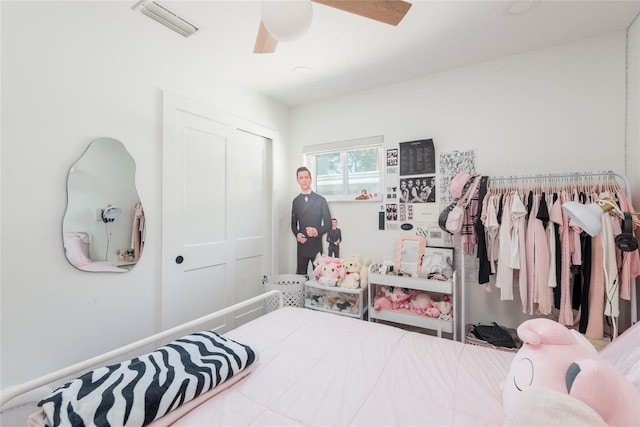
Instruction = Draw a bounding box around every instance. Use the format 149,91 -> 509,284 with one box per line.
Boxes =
175,256 -> 184,264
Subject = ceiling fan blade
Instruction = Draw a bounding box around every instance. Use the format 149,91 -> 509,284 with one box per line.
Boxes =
312,0 -> 412,26
253,20 -> 278,54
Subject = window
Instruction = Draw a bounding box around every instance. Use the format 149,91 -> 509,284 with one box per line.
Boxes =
303,136 -> 383,202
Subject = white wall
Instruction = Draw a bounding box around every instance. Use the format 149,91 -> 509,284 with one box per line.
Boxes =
0,2 -> 289,388
288,32 -> 628,330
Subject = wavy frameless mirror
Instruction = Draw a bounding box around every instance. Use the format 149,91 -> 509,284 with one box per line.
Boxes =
63,137 -> 144,272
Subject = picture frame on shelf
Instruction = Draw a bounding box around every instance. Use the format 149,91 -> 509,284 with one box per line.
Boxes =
424,247 -> 454,281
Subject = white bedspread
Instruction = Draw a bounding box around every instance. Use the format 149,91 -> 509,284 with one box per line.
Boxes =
171,307 -> 515,426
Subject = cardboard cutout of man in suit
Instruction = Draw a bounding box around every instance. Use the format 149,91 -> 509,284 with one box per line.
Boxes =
291,166 -> 332,275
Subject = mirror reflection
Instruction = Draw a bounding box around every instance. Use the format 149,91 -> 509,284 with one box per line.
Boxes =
63,138 -> 144,272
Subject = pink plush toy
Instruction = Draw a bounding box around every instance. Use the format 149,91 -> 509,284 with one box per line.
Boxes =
388,287 -> 412,310
409,291 -> 433,315
318,263 -> 344,286
373,286 -> 393,310
313,257 -> 344,286
503,318 -> 640,426
373,294 -> 393,310
424,306 -> 440,318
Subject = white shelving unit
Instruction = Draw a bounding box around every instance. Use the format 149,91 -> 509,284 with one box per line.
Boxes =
305,280 -> 368,319
368,264 -> 457,340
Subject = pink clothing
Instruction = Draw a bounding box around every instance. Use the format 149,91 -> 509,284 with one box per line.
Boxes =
532,194 -> 553,315
546,193 -> 558,290
461,176 -> 482,256
484,194 -> 500,274
474,181 -> 635,334
586,233 -> 605,340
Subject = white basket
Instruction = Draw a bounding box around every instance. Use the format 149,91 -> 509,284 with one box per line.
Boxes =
262,274 -> 307,312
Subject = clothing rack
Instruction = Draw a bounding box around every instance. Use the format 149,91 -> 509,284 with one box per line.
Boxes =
460,170 -> 636,340
488,170 -> 630,196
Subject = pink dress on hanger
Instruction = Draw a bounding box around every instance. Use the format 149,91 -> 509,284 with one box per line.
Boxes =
586,231 -> 605,340
484,194 -> 500,275
546,193 -> 558,291
529,193 -> 553,315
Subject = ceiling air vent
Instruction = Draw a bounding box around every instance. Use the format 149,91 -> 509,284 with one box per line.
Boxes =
133,1 -> 199,38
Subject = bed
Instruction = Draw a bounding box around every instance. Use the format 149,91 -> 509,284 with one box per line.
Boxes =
63,232 -> 128,272
1,291 -> 638,426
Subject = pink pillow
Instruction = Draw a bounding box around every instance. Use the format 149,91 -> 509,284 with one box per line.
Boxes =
63,233 -> 90,266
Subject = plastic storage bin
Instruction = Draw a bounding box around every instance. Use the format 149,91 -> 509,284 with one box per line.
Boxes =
262,275 -> 306,312
304,280 -> 368,319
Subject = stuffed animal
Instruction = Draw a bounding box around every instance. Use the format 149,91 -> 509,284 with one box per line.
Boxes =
312,253 -> 331,269
388,287 -> 412,310
314,259 -> 344,287
502,318 -> 640,426
409,291 -> 433,315
313,254 -> 344,286
322,295 -> 337,309
359,257 -> 372,288
306,291 -> 324,307
373,286 -> 393,310
341,256 -> 363,289
374,295 -> 393,310
432,295 -> 453,320
424,306 -> 441,318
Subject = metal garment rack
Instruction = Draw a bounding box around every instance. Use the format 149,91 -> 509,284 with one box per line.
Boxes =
488,170 -> 630,192
460,170 -> 636,338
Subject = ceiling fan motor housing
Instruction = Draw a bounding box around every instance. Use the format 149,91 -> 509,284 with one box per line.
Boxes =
261,0 -> 313,42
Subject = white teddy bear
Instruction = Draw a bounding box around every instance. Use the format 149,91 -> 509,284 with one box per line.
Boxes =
341,256 -> 363,289
359,257 -> 372,288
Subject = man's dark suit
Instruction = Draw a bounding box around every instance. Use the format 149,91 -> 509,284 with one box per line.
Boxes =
291,191 -> 332,274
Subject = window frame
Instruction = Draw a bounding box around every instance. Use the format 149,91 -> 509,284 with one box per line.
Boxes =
303,135 -> 384,202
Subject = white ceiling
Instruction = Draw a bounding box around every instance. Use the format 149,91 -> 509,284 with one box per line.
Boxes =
134,0 -> 640,107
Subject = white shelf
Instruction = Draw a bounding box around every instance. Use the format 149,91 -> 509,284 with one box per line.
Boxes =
306,280 -> 365,295
369,309 -> 453,334
368,263 -> 457,340
368,272 -> 453,294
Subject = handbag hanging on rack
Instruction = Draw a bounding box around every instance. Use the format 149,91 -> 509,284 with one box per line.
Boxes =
439,173 -> 479,235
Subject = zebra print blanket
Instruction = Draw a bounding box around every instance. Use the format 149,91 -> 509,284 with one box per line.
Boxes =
36,331 -> 256,427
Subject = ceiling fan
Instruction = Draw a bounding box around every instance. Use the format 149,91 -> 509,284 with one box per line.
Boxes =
253,0 -> 413,54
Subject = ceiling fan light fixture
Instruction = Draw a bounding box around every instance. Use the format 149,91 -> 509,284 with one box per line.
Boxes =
133,1 -> 199,38
261,0 -> 313,43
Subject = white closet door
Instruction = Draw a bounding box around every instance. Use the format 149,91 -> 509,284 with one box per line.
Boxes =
162,93 -> 271,331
